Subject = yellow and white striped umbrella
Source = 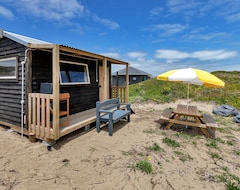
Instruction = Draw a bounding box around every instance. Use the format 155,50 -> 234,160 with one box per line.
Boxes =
157,68 -> 225,99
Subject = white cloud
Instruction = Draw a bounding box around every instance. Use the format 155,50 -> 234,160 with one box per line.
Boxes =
149,7 -> 163,17
92,14 -> 119,30
144,23 -> 188,36
155,49 -> 238,62
191,50 -> 238,60
226,12 -> 240,23
167,0 -> 201,16
184,32 -> 227,41
99,52 -> 121,59
155,49 -> 190,60
0,5 -> 13,19
126,52 -> 146,58
6,0 -> 119,30
16,0 -> 85,21
167,0 -> 240,23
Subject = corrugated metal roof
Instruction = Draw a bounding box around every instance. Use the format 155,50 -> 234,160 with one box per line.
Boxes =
1,30 -> 128,65
3,30 -> 51,46
113,66 -> 152,76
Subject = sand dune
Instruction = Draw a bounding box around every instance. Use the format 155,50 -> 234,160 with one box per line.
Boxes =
0,100 -> 239,190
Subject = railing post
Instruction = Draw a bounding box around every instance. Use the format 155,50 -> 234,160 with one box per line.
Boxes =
52,45 -> 60,140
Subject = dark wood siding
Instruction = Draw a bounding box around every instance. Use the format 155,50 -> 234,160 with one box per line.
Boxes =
0,37 -> 26,127
31,50 -> 52,92
32,50 -> 99,114
60,54 -> 99,114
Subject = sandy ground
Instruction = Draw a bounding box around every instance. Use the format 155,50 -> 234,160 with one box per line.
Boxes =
0,100 -> 240,190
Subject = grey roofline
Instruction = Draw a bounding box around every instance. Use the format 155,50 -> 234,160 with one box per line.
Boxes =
3,30 -> 51,46
112,66 -> 152,77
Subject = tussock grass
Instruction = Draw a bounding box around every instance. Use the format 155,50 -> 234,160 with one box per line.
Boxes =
129,71 -> 240,109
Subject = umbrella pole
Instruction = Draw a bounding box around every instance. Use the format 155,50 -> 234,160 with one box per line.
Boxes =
187,83 -> 190,100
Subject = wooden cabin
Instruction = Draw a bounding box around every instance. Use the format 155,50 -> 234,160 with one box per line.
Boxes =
0,30 -> 129,142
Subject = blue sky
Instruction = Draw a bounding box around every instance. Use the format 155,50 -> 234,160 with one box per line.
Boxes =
0,0 -> 239,76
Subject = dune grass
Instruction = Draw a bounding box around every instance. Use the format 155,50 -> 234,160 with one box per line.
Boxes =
129,71 -> 240,109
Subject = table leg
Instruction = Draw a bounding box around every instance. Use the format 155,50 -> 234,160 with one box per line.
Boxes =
200,128 -> 210,138
164,114 -> 180,130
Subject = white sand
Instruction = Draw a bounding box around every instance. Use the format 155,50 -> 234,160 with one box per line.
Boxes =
0,100 -> 239,190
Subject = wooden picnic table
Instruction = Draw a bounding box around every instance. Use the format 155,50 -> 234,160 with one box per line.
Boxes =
159,104 -> 217,138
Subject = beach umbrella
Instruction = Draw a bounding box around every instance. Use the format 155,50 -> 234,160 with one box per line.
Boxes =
157,68 -> 225,100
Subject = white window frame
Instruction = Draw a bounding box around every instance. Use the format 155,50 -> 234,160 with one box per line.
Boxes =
59,60 -> 90,85
0,57 -> 17,79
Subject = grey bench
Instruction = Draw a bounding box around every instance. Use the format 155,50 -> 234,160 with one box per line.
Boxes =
96,97 -> 131,136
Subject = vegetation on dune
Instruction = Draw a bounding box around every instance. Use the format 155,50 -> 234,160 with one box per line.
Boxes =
129,71 -> 240,109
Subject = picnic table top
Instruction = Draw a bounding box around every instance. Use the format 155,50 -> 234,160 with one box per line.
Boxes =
174,104 -> 202,117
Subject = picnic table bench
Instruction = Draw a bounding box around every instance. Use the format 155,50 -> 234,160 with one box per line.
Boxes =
96,97 -> 131,136
202,114 -> 218,138
158,108 -> 173,124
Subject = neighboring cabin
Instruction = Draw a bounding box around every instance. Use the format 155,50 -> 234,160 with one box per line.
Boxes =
0,29 -> 129,141
112,66 -> 152,86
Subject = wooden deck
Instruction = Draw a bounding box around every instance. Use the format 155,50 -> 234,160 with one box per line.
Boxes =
60,108 -> 96,137
28,92 -> 129,141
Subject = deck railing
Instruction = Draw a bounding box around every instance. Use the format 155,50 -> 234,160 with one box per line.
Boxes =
28,93 -> 55,140
111,86 -> 126,103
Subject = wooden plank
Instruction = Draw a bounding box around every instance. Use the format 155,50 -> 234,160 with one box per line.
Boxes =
40,94 -> 46,138
28,44 -> 55,49
202,114 -> 218,128
46,96 -> 51,138
125,64 -> 129,103
60,116 -> 96,137
175,104 -> 201,117
59,45 -> 128,65
32,94 -> 36,134
52,45 -> 60,140
159,109 -> 173,121
103,57 -> 109,100
168,118 -> 207,128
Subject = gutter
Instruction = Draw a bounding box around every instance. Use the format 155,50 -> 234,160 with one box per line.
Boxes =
21,48 -> 30,137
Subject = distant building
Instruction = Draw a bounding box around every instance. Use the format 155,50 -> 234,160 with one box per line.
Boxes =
112,66 -> 152,86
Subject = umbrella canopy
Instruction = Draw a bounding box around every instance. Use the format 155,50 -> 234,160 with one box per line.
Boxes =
157,68 -> 225,99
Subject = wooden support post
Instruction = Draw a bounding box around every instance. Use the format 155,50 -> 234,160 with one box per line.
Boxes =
125,64 -> 129,103
52,45 -> 60,140
103,57 -> 109,100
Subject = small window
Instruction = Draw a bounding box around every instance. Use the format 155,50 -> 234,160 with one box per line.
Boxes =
60,60 -> 90,85
0,57 -> 17,79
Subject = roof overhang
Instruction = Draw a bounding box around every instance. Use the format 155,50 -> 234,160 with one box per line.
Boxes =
1,29 -> 128,65
29,44 -> 128,65
2,30 -> 51,46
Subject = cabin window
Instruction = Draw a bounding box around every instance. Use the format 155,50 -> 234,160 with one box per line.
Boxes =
0,57 -> 17,79
60,60 -> 90,85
